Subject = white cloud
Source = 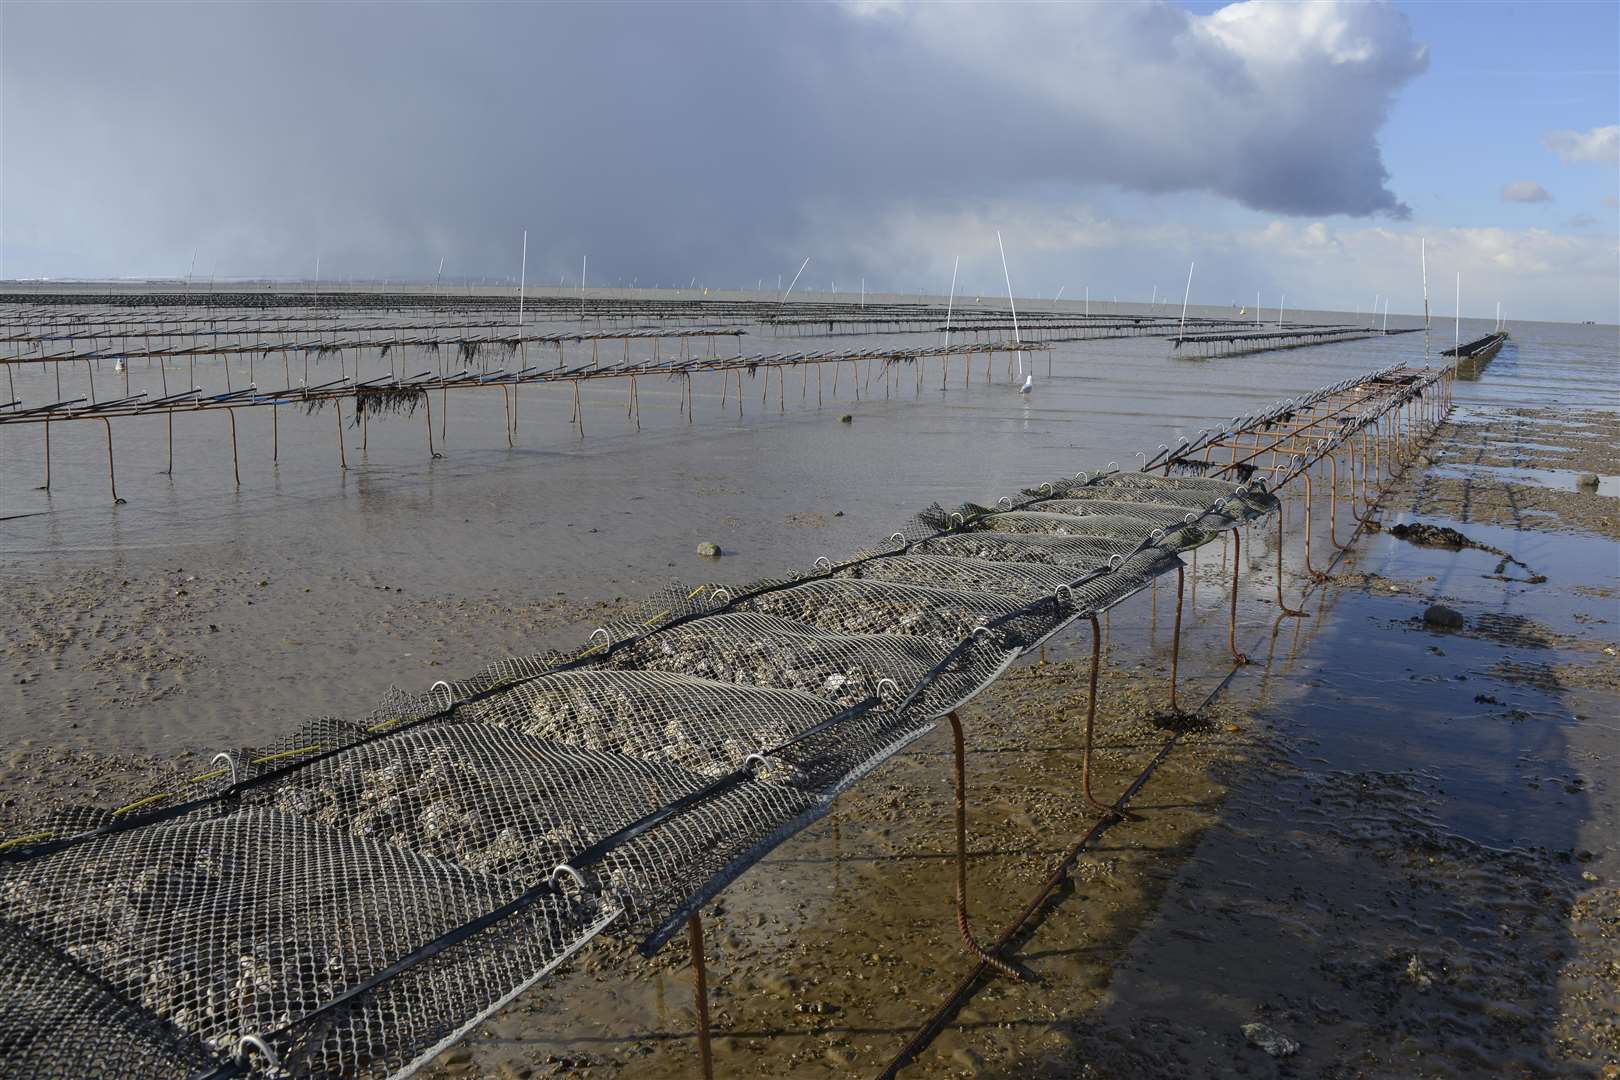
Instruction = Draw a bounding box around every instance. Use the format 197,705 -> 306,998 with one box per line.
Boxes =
1543,125 -> 1620,164
1502,181 -> 1553,204
859,0 -> 1428,217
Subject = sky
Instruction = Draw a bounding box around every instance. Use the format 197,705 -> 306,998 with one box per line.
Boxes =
2,0 -> 1616,323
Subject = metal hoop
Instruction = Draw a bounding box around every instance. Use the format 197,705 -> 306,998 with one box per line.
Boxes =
210,752 -> 239,787
548,864 -> 587,890
1108,553 -> 1124,570
814,556 -> 833,573
429,680 -> 455,708
237,1036 -> 281,1071
875,677 -> 899,699
588,627 -> 612,648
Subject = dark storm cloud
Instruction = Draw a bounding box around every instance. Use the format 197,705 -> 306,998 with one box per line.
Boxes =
1,1 -> 1427,283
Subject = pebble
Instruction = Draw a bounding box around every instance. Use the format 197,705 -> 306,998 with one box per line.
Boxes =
1576,472 -> 1600,489
696,541 -> 722,558
1423,604 -> 1465,629
839,414 -> 853,424
1241,1022 -> 1299,1057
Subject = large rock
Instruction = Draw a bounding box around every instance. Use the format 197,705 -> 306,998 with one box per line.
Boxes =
1241,1022 -> 1299,1058
1423,604 -> 1465,629
696,541 -> 722,558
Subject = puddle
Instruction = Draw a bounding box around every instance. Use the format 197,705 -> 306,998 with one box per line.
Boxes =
1432,461 -> 1620,498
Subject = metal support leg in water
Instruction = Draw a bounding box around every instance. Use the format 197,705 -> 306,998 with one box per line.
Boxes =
226,408 -> 241,488
335,401 -> 347,470
1168,564 -> 1184,713
1080,615 -> 1117,815
687,914 -> 715,1080
947,711 -> 1021,980
1228,533 -> 1248,664
1273,510 -> 1307,618
100,417 -> 125,504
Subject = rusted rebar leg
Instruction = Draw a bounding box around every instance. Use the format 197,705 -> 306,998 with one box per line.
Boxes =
1080,615 -> 1118,814
336,401 -> 347,470
40,419 -> 50,491
100,417 -> 125,504
1228,532 -> 1248,664
1274,510 -> 1307,618
947,710 -> 1022,979
1328,452 -> 1347,549
226,408 -> 241,488
1303,470 -> 1325,582
423,392 -> 442,458
1169,564 -> 1184,713
269,406 -> 276,465
686,914 -> 715,1080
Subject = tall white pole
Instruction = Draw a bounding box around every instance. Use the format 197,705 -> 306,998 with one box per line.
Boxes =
1277,293 -> 1285,329
779,257 -> 810,314
1085,285 -> 1089,317
860,277 -> 865,309
1178,261 -> 1194,340
1421,238 -> 1430,366
517,230 -> 527,332
1495,300 -> 1501,332
1255,290 -> 1261,326
580,255 -> 587,320
996,230 -> 1025,378
1055,285 -> 1066,302
1371,293 -> 1379,328
1382,298 -> 1389,332
1150,284 -> 1157,309
1455,271 -> 1461,355
944,255 -> 959,348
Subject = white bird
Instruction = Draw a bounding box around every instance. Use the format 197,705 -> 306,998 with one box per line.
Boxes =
1020,374 -> 1033,394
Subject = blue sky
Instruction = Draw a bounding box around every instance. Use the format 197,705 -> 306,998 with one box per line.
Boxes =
2,1 -> 1616,322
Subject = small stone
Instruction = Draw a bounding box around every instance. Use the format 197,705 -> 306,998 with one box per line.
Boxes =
435,1047 -> 473,1068
1582,870 -> 1600,883
696,541 -> 722,558
1576,473 -> 1600,489
833,510 -> 844,517
1241,1022 -> 1299,1058
1423,604 -> 1464,629
839,414 -> 853,424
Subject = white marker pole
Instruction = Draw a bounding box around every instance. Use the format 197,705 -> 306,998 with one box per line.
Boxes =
943,255 -> 959,348
996,230 -> 1025,379
580,255 -> 587,320
1383,298 -> 1390,332
1178,261 -> 1194,340
1455,271 -> 1461,355
779,257 -> 810,315
1055,285 -> 1065,302
1421,238 -> 1431,365
1371,293 -> 1379,328
1255,290 -> 1261,327
1150,284 -> 1157,309
1085,285 -> 1089,317
860,277 -> 865,308
1277,293 -> 1285,329
517,230 -> 527,332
